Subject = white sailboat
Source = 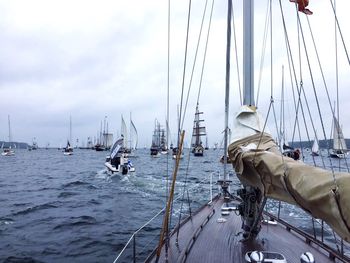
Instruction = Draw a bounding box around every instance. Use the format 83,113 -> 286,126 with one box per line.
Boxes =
330,115 -> 347,158
130,116 -> 138,151
1,115 -> 15,156
63,116 -> 73,155
311,134 -> 320,156
104,136 -> 135,175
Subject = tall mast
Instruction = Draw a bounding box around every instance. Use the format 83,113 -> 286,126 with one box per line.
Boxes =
69,115 -> 72,143
8,115 -> 11,142
223,0 -> 232,181
243,0 -> 254,106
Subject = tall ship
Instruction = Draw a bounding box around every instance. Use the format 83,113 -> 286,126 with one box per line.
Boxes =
191,104 -> 207,156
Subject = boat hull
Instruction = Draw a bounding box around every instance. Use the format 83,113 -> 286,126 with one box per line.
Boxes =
104,162 -> 135,175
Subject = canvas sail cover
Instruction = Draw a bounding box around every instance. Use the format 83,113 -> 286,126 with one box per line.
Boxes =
228,106 -> 350,242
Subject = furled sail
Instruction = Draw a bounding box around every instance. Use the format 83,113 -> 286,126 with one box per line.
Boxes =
228,106 -> 350,242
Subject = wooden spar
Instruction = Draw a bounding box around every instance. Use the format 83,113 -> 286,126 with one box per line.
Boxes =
156,130 -> 185,258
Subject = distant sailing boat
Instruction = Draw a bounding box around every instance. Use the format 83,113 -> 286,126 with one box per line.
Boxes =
129,114 -> 138,151
105,136 -> 135,175
150,119 -> 161,156
1,115 -> 15,156
311,134 -> 320,156
191,104 -> 207,156
63,116 -> 73,156
330,115 -> 347,158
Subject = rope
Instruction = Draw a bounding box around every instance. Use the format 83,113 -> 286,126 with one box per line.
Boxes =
181,0 -> 209,130
177,0 -> 192,146
231,1 -> 242,105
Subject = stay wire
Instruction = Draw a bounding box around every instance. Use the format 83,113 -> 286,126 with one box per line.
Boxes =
181,0 -> 209,130
279,1 -> 305,158
231,0 -> 242,106
196,0 -> 215,105
329,0 -> 350,68
256,0 -> 271,107
178,0 -> 192,145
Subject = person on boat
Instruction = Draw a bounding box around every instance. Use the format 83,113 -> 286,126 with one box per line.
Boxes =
127,159 -> 133,170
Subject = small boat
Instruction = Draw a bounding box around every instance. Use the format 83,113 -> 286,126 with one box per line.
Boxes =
311,135 -> 320,156
63,140 -> 73,155
63,116 -> 73,156
1,147 -> 15,156
105,136 -> 135,175
330,115 -> 347,158
2,115 -> 15,156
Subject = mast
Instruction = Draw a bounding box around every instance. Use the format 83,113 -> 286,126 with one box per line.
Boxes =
223,0 -> 232,182
243,0 -> 254,106
8,115 -> 11,143
69,115 -> 72,144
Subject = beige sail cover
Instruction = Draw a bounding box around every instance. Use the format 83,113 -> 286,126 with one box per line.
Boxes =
228,132 -> 350,242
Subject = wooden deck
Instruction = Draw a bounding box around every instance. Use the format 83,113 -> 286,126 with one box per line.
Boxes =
146,195 -> 348,263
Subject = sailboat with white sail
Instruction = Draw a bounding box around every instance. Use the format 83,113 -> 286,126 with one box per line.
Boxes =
104,136 -> 135,175
1,115 -> 15,156
330,115 -> 348,158
120,114 -> 138,155
63,116 -> 73,155
311,134 -> 320,156
115,1 -> 350,262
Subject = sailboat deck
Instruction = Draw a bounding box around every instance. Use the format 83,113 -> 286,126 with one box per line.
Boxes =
148,195 -> 346,263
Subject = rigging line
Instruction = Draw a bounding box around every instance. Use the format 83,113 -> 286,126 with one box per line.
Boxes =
328,0 -> 350,69
295,13 -> 327,167
305,16 -> 333,149
271,99 -> 281,151
223,0 -> 232,181
181,0 -> 209,130
196,0 -> 215,105
279,1 -> 304,156
270,0 -> 273,99
165,0 -> 171,252
299,6 -> 349,175
176,135 -> 194,243
178,0 -> 192,146
256,0 -> 271,107
231,0 -> 242,106
334,0 -> 339,129
304,17 -> 331,169
291,6 -> 306,154
175,1 -> 214,241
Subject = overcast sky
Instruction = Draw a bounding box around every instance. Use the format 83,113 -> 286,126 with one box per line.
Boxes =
1,0 -> 350,148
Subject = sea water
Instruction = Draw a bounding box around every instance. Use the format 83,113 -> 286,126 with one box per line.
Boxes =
0,148 -> 348,262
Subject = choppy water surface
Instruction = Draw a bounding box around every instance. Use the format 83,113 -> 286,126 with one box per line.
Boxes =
0,148 -> 348,262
